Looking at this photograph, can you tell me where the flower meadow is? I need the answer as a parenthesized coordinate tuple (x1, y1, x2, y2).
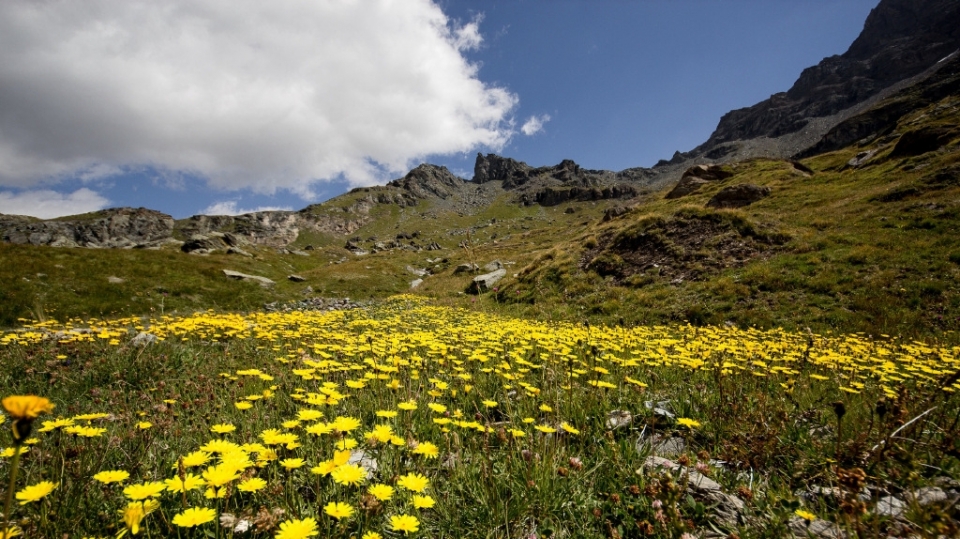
(1, 296, 959, 538)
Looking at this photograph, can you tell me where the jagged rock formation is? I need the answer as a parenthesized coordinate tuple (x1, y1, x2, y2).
(669, 0, 960, 167)
(0, 207, 175, 248)
(472, 153, 645, 206)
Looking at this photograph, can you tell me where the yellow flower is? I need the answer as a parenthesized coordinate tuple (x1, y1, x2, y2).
(234, 401, 253, 410)
(210, 423, 236, 434)
(180, 450, 212, 467)
(123, 481, 166, 501)
(331, 463, 366, 486)
(389, 514, 420, 534)
(323, 501, 354, 520)
(172, 507, 217, 528)
(93, 470, 130, 484)
(311, 460, 337, 476)
(412, 441, 439, 459)
(119, 500, 159, 536)
(280, 458, 305, 470)
(794, 509, 817, 521)
(412, 494, 436, 509)
(16, 481, 56, 504)
(164, 474, 205, 493)
(361, 533, 382, 539)
(397, 400, 418, 411)
(202, 464, 240, 488)
(677, 418, 701, 429)
(534, 425, 556, 434)
(482, 399, 498, 408)
(275, 517, 319, 539)
(560, 422, 580, 435)
(396, 472, 429, 493)
(0, 526, 22, 538)
(2, 395, 55, 420)
(137, 422, 152, 430)
(375, 410, 398, 418)
(237, 477, 267, 492)
(368, 483, 395, 501)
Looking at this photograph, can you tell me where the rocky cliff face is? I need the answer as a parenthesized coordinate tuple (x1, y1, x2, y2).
(0, 207, 175, 248)
(472, 153, 648, 205)
(678, 0, 960, 164)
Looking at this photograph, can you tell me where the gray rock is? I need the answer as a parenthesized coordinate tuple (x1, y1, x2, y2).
(290, 250, 310, 257)
(226, 247, 253, 257)
(349, 449, 378, 474)
(107, 276, 125, 284)
(130, 332, 158, 346)
(222, 269, 275, 287)
(644, 400, 676, 419)
(410, 278, 423, 289)
(406, 265, 428, 277)
(845, 149, 878, 169)
(875, 495, 905, 517)
(483, 260, 503, 272)
(467, 268, 506, 294)
(640, 456, 721, 491)
(605, 410, 632, 430)
(182, 234, 224, 253)
(788, 517, 845, 539)
(703, 490, 745, 526)
(906, 486, 948, 506)
(288, 275, 306, 282)
(706, 184, 771, 209)
(453, 263, 479, 275)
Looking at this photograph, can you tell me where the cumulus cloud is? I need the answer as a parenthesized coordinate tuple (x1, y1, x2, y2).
(0, 188, 109, 219)
(521, 114, 551, 136)
(199, 201, 293, 216)
(0, 1, 517, 196)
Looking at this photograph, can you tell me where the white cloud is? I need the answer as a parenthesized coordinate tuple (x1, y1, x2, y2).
(0, 188, 109, 219)
(521, 114, 551, 136)
(0, 1, 517, 196)
(199, 201, 293, 216)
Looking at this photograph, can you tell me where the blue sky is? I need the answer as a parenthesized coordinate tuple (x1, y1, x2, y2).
(0, 0, 878, 219)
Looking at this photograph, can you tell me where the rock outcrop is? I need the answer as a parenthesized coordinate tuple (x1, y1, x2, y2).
(0, 207, 175, 248)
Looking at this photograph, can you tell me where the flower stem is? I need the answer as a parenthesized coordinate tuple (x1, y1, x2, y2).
(2, 446, 22, 539)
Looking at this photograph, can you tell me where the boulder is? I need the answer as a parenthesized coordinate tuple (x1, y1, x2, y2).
(890, 126, 959, 157)
(665, 176, 713, 199)
(181, 235, 223, 253)
(453, 263, 479, 275)
(467, 268, 506, 294)
(483, 260, 503, 272)
(706, 184, 771, 208)
(410, 278, 423, 289)
(288, 275, 306, 282)
(682, 164, 734, 182)
(226, 247, 253, 257)
(223, 269, 275, 287)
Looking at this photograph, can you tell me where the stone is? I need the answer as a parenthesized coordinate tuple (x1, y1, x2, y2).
(605, 410, 632, 430)
(665, 176, 713, 199)
(453, 263, 479, 275)
(348, 449, 378, 474)
(226, 247, 253, 257)
(107, 276, 125, 284)
(706, 184, 771, 208)
(290, 250, 310, 257)
(130, 332, 158, 346)
(467, 268, 506, 294)
(223, 269, 275, 287)
(410, 279, 423, 289)
(406, 265, 428, 277)
(875, 495, 906, 517)
(788, 517, 846, 539)
(890, 126, 959, 157)
(845, 149, 878, 169)
(483, 260, 503, 272)
(181, 235, 223, 253)
(906, 486, 948, 506)
(288, 275, 306, 282)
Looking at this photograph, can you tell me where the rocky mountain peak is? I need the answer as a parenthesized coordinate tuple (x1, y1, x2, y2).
(687, 0, 960, 160)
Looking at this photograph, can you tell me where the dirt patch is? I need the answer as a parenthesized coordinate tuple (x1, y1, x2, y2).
(581, 209, 789, 285)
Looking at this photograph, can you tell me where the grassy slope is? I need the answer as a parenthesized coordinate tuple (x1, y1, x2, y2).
(496, 96, 960, 338)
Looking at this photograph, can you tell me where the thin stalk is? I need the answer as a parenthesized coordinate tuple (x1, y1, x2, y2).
(2, 447, 22, 539)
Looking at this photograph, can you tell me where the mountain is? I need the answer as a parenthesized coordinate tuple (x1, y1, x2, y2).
(662, 0, 960, 167)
